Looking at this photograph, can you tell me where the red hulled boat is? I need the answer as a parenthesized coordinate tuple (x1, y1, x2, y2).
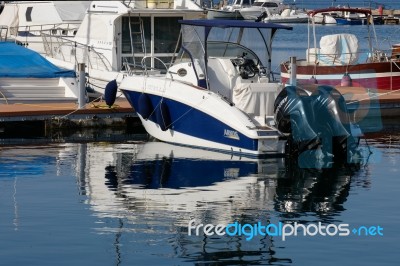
(280, 7, 400, 91)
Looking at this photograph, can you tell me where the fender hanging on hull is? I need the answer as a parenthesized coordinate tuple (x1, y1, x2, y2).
(137, 93, 154, 120)
(104, 79, 118, 107)
(156, 100, 172, 131)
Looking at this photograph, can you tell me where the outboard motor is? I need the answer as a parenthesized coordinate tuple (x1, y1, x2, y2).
(310, 85, 356, 159)
(274, 85, 358, 161)
(274, 86, 320, 155)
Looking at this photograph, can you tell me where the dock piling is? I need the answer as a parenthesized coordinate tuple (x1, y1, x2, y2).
(78, 63, 86, 109)
(289, 57, 297, 86)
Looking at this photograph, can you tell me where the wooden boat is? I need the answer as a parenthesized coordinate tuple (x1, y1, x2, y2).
(280, 7, 400, 91)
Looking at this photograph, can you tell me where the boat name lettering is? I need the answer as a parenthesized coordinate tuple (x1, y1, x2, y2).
(97, 40, 112, 46)
(147, 85, 165, 93)
(224, 129, 240, 140)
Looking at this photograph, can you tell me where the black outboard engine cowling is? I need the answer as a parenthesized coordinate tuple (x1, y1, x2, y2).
(310, 86, 356, 159)
(274, 85, 358, 160)
(274, 86, 320, 155)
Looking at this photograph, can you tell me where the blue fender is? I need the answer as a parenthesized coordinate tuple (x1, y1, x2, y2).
(156, 101, 172, 131)
(104, 79, 118, 107)
(137, 93, 153, 120)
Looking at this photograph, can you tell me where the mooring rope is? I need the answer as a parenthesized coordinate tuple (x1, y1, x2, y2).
(346, 88, 400, 105)
(0, 89, 9, 104)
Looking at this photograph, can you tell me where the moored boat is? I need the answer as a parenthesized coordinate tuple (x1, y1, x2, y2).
(280, 7, 400, 91)
(0, 1, 205, 96)
(0, 42, 78, 104)
(239, 0, 284, 20)
(117, 19, 361, 159)
(206, 0, 254, 20)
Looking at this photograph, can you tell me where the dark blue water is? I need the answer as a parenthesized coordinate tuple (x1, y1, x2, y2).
(1, 24, 400, 265)
(0, 119, 399, 265)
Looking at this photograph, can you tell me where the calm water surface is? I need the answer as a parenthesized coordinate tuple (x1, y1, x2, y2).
(0, 120, 399, 265)
(1, 25, 400, 265)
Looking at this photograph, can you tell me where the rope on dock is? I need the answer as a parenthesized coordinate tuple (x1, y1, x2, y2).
(346, 88, 400, 105)
(55, 92, 123, 120)
(0, 89, 9, 104)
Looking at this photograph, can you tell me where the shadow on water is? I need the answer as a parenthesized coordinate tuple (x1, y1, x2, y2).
(80, 141, 368, 265)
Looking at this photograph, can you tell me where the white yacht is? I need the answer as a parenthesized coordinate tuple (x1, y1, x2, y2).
(0, 1, 89, 54)
(1, 1, 205, 94)
(206, 0, 254, 20)
(239, 0, 284, 20)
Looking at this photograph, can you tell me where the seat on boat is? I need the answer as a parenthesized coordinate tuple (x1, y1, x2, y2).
(233, 82, 281, 117)
(307, 34, 359, 66)
(207, 57, 238, 99)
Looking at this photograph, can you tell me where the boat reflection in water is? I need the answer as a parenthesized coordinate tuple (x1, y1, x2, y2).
(79, 141, 365, 264)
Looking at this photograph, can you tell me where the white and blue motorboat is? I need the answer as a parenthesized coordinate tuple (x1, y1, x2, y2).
(117, 19, 291, 157)
(116, 19, 361, 159)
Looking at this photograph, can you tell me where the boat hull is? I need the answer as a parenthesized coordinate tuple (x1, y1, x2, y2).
(335, 18, 366, 25)
(120, 77, 285, 157)
(206, 9, 243, 20)
(280, 61, 400, 91)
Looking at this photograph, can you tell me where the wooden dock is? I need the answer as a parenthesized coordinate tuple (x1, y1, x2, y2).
(0, 99, 138, 138)
(338, 86, 400, 120)
(1, 88, 400, 140)
(0, 98, 134, 122)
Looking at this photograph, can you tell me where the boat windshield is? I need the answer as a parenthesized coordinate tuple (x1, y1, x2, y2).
(179, 24, 272, 82)
(207, 41, 259, 64)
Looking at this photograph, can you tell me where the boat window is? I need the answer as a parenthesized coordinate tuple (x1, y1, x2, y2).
(264, 3, 278, 8)
(121, 17, 150, 54)
(154, 17, 182, 54)
(26, 7, 33, 22)
(175, 49, 192, 64)
(241, 0, 254, 5)
(121, 16, 182, 55)
(121, 16, 182, 71)
(207, 27, 270, 68)
(207, 42, 259, 65)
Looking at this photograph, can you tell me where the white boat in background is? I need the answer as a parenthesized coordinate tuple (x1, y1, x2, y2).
(255, 6, 309, 23)
(239, 0, 284, 20)
(280, 7, 400, 91)
(0, 1, 205, 95)
(0, 42, 78, 104)
(313, 11, 338, 24)
(206, 0, 254, 19)
(0, 1, 89, 54)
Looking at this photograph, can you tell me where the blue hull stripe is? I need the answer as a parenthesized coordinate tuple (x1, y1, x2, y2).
(122, 90, 258, 151)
